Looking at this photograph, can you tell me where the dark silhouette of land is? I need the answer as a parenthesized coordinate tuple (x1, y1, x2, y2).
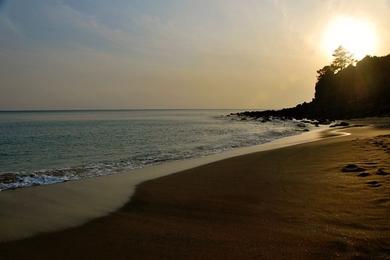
(237, 47, 390, 121)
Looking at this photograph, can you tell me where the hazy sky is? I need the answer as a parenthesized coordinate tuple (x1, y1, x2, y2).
(1, 0, 389, 110)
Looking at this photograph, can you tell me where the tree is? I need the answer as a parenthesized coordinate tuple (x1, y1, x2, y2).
(331, 45, 355, 73)
(317, 46, 356, 81)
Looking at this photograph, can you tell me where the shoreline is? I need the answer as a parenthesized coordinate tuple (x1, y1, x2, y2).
(0, 124, 388, 258)
(0, 126, 341, 242)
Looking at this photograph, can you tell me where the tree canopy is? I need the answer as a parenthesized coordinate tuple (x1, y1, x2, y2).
(331, 46, 356, 72)
(317, 46, 356, 81)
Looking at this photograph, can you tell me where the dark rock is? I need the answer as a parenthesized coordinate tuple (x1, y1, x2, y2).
(341, 164, 365, 173)
(0, 173, 17, 184)
(318, 119, 332, 125)
(330, 122, 350, 128)
(262, 117, 270, 122)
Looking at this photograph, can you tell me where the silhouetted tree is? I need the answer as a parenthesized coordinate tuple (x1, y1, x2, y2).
(316, 46, 355, 81)
(331, 46, 355, 72)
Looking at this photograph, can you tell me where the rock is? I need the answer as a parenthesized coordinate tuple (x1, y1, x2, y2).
(318, 119, 331, 125)
(261, 117, 270, 122)
(0, 173, 17, 184)
(296, 123, 306, 128)
(341, 164, 365, 173)
(376, 168, 389, 176)
(330, 121, 350, 128)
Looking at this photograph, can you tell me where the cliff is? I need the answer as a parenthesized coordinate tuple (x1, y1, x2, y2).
(237, 54, 390, 121)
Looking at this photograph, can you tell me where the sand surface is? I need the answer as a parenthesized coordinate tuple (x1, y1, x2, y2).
(0, 126, 389, 259)
(0, 128, 329, 242)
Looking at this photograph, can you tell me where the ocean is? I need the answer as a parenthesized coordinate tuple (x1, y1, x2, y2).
(0, 110, 313, 191)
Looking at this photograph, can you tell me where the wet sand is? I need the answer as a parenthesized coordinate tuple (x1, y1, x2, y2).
(0, 128, 329, 242)
(0, 126, 389, 259)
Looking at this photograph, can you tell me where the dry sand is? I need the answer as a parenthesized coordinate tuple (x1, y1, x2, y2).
(0, 126, 389, 259)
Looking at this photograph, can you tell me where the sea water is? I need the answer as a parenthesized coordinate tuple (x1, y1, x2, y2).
(0, 110, 313, 190)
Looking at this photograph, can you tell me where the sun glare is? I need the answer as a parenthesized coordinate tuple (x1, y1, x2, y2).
(323, 16, 377, 60)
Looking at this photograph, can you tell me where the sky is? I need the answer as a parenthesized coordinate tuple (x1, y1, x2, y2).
(1, 0, 389, 110)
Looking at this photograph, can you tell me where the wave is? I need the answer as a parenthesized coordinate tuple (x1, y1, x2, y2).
(0, 118, 315, 191)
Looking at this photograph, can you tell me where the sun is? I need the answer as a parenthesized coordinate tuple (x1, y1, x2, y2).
(322, 16, 377, 60)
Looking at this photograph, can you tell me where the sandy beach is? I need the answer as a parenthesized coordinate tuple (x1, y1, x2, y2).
(0, 125, 389, 259)
(3, 1, 389, 258)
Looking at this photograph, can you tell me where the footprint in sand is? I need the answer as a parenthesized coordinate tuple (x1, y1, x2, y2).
(341, 164, 365, 173)
(362, 162, 378, 165)
(376, 168, 389, 176)
(367, 181, 381, 188)
(357, 172, 370, 177)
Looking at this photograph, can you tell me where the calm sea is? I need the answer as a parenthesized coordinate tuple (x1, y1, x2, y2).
(0, 110, 312, 190)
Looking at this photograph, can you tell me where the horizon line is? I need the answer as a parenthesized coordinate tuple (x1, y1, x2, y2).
(0, 108, 271, 113)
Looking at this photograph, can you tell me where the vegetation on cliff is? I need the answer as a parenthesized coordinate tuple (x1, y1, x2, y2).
(238, 47, 390, 121)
